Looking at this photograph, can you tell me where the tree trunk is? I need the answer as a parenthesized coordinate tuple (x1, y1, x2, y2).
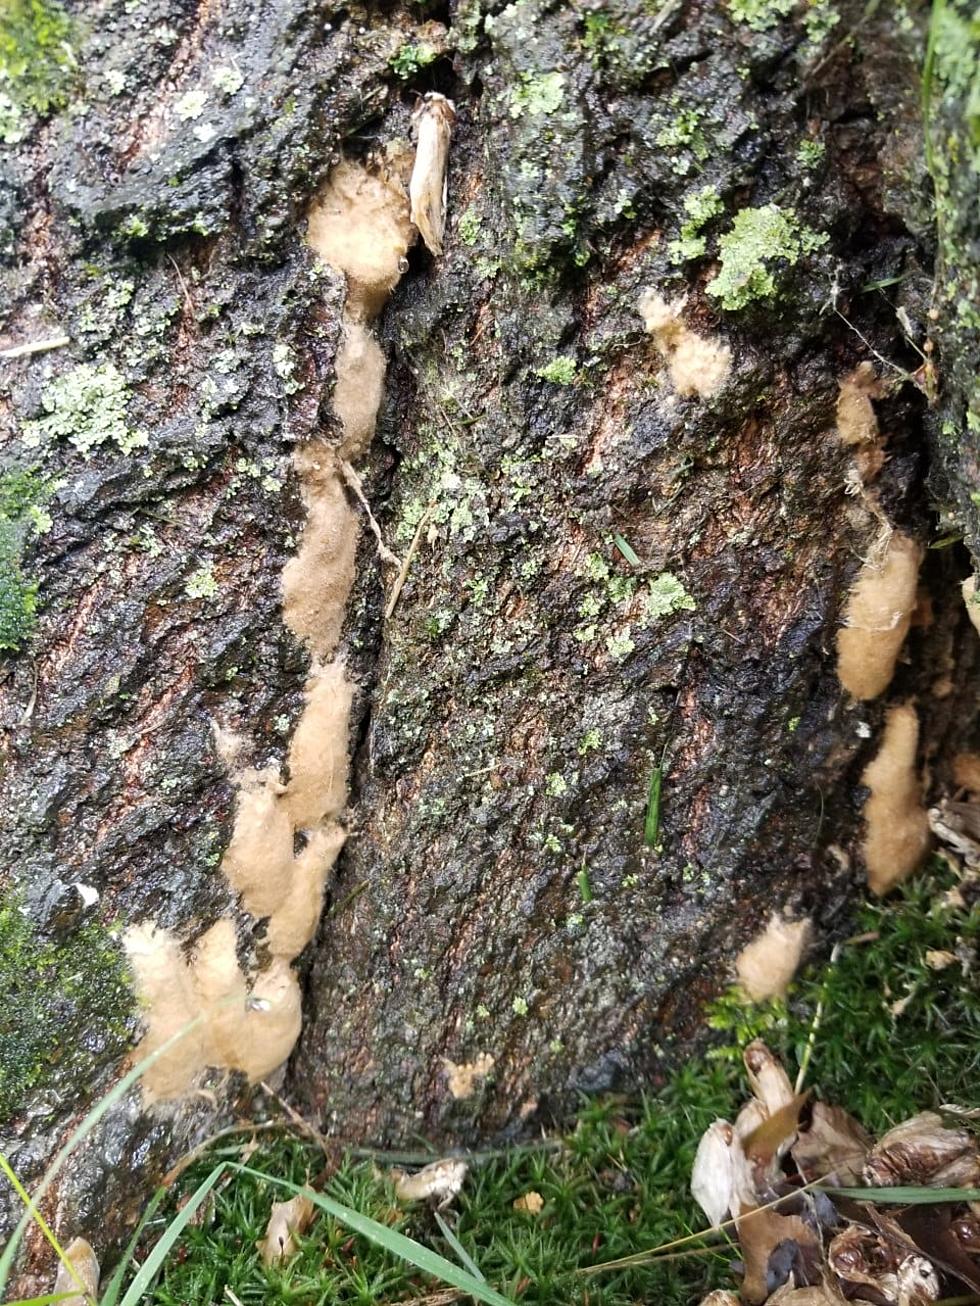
(0, 0, 976, 1287)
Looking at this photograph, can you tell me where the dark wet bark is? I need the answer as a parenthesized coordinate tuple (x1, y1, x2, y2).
(0, 0, 976, 1288)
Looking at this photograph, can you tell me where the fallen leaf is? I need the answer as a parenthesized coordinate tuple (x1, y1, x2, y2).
(865, 1112, 979, 1187)
(53, 1236, 100, 1306)
(392, 1158, 468, 1208)
(738, 1201, 820, 1305)
(924, 949, 957, 970)
(744, 1041, 796, 1114)
(742, 1093, 810, 1171)
(513, 1191, 544, 1214)
(691, 1119, 735, 1226)
(697, 1293, 742, 1306)
(257, 1194, 315, 1265)
(828, 1223, 903, 1302)
(896, 1205, 980, 1293)
(792, 1102, 872, 1185)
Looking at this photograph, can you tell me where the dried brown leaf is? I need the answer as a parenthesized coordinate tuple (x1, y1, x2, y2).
(744, 1041, 795, 1114)
(392, 1158, 467, 1208)
(257, 1194, 315, 1265)
(691, 1119, 735, 1227)
(864, 1112, 978, 1187)
(738, 1202, 820, 1305)
(791, 1102, 872, 1185)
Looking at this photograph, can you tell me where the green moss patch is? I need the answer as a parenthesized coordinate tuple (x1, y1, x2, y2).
(0, 467, 51, 653)
(0, 899, 134, 1125)
(0, 0, 75, 142)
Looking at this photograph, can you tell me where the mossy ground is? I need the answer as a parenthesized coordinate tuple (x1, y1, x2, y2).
(129, 861, 980, 1306)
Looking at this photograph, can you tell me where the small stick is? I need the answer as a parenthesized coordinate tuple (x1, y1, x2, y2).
(259, 1080, 334, 1161)
(0, 334, 70, 360)
(168, 254, 194, 316)
(339, 459, 401, 569)
(385, 503, 433, 621)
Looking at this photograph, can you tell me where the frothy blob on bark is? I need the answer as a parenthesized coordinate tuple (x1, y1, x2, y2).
(836, 531, 922, 700)
(953, 752, 980, 794)
(284, 660, 353, 831)
(281, 444, 358, 659)
(637, 290, 731, 398)
(443, 1051, 495, 1099)
(861, 703, 931, 896)
(265, 821, 347, 959)
(307, 160, 414, 321)
(221, 765, 293, 921)
(836, 363, 882, 446)
(735, 914, 811, 1000)
(334, 322, 386, 460)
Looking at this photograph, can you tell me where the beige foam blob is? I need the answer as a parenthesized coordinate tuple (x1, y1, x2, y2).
(637, 290, 731, 398)
(963, 575, 980, 637)
(836, 362, 882, 446)
(221, 766, 293, 921)
(125, 922, 205, 1100)
(735, 915, 811, 1000)
(281, 443, 358, 658)
(444, 1052, 495, 1099)
(307, 160, 414, 321)
(862, 702, 931, 896)
(284, 660, 353, 830)
(238, 957, 303, 1081)
(836, 531, 922, 700)
(333, 322, 386, 460)
(190, 918, 249, 1067)
(265, 821, 347, 958)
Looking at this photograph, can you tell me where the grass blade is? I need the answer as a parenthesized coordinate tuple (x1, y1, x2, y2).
(613, 533, 641, 567)
(434, 1210, 486, 1282)
(0, 1016, 204, 1299)
(229, 1164, 518, 1306)
(100, 1185, 168, 1306)
(643, 766, 663, 847)
(3, 1294, 77, 1305)
(117, 1165, 225, 1306)
(0, 1155, 89, 1299)
(823, 1185, 980, 1204)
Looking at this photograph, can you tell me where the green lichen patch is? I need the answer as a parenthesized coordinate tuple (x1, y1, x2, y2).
(389, 41, 439, 79)
(0, 467, 52, 653)
(706, 204, 828, 311)
(507, 70, 565, 118)
(646, 572, 696, 619)
(23, 362, 147, 457)
(0, 0, 74, 133)
(668, 185, 725, 262)
(726, 0, 795, 31)
(0, 900, 134, 1125)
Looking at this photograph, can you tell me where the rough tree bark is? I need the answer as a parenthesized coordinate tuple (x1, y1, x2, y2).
(0, 0, 976, 1288)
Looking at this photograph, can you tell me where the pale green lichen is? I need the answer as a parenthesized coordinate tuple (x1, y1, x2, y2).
(458, 207, 480, 246)
(796, 139, 826, 168)
(185, 564, 218, 600)
(706, 205, 828, 311)
(655, 105, 709, 175)
(535, 356, 578, 385)
(508, 71, 564, 118)
(211, 65, 244, 95)
(512, 996, 529, 1015)
(545, 772, 569, 797)
(389, 41, 438, 79)
(174, 89, 207, 120)
(23, 363, 147, 456)
(727, 0, 795, 31)
(646, 573, 696, 620)
(668, 185, 725, 262)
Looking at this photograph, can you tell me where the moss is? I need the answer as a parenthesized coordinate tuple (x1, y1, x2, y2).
(726, 0, 795, 31)
(0, 899, 134, 1125)
(0, 0, 74, 141)
(535, 356, 578, 385)
(0, 467, 52, 653)
(706, 204, 828, 311)
(389, 41, 438, 79)
(23, 362, 147, 457)
(654, 104, 709, 175)
(668, 185, 725, 262)
(796, 138, 826, 168)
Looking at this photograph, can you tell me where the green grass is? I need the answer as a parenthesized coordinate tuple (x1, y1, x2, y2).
(14, 861, 980, 1305)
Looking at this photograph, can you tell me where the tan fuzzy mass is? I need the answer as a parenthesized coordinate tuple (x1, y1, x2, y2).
(836, 362, 882, 445)
(964, 575, 980, 637)
(221, 767, 293, 921)
(736, 915, 811, 1000)
(444, 1051, 495, 1099)
(264, 821, 347, 960)
(836, 531, 922, 700)
(862, 703, 931, 896)
(281, 444, 358, 660)
(307, 160, 414, 321)
(283, 659, 353, 831)
(953, 751, 980, 794)
(124, 922, 205, 1101)
(333, 322, 386, 461)
(637, 290, 731, 398)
